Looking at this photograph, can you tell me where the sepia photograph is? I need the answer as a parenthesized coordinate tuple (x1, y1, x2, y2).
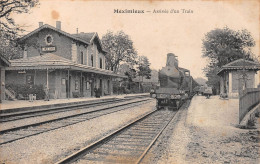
(0, 0, 259, 163)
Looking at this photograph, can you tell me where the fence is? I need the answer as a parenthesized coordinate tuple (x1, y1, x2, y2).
(239, 88, 260, 123)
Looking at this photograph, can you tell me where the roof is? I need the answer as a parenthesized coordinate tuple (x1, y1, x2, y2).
(72, 32, 108, 53)
(19, 24, 107, 53)
(72, 32, 95, 43)
(6, 54, 126, 78)
(0, 54, 10, 66)
(19, 24, 90, 45)
(217, 59, 260, 75)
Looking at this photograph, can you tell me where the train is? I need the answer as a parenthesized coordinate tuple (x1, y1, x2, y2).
(152, 53, 199, 110)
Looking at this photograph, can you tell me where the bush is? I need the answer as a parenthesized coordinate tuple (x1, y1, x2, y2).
(6, 84, 45, 100)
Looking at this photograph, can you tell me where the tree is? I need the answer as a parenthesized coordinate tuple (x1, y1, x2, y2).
(0, 0, 39, 38)
(137, 56, 152, 80)
(202, 27, 255, 68)
(101, 31, 137, 73)
(202, 27, 256, 91)
(137, 56, 152, 92)
(0, 0, 39, 59)
(118, 63, 137, 82)
(0, 32, 22, 59)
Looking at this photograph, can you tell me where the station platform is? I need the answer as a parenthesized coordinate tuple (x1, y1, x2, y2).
(0, 93, 149, 114)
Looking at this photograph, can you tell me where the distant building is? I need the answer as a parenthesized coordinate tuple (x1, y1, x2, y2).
(217, 59, 260, 98)
(5, 21, 125, 99)
(0, 55, 10, 103)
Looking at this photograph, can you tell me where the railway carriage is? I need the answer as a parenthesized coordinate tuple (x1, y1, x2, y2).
(154, 53, 198, 110)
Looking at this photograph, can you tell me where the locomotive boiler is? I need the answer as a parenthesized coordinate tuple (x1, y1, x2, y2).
(154, 53, 198, 109)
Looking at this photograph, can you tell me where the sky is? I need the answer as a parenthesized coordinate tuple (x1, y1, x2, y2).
(14, 0, 259, 79)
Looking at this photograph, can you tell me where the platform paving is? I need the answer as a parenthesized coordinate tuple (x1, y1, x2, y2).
(0, 93, 149, 113)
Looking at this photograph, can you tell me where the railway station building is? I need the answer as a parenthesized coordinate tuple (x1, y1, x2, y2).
(217, 59, 260, 98)
(5, 21, 126, 99)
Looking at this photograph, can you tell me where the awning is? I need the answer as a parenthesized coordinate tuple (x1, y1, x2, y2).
(6, 53, 127, 78)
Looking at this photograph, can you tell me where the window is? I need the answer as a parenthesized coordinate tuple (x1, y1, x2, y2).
(75, 80, 79, 90)
(26, 75, 34, 85)
(44, 34, 54, 45)
(91, 55, 94, 67)
(100, 58, 102, 69)
(46, 36, 52, 43)
(80, 51, 84, 64)
(61, 78, 66, 85)
(86, 81, 90, 90)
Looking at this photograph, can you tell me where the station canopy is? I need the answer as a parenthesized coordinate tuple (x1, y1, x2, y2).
(6, 53, 126, 78)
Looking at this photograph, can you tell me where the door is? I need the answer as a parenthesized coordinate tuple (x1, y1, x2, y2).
(100, 79, 103, 96)
(80, 77, 84, 97)
(66, 76, 71, 98)
(91, 81, 94, 97)
(107, 80, 110, 94)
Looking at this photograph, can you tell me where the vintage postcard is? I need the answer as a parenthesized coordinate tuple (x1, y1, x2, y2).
(0, 0, 259, 163)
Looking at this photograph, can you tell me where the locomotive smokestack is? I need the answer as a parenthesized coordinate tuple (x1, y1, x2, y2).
(166, 53, 178, 68)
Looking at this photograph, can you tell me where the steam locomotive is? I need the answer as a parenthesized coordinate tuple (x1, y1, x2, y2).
(153, 53, 198, 109)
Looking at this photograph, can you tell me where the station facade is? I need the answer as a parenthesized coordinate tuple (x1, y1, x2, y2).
(217, 59, 260, 98)
(5, 21, 125, 99)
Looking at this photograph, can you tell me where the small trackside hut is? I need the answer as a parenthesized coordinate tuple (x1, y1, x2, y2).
(5, 21, 126, 100)
(217, 59, 260, 98)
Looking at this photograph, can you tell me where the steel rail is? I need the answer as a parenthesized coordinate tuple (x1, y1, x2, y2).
(55, 100, 189, 164)
(0, 99, 123, 122)
(0, 95, 148, 122)
(54, 109, 157, 164)
(0, 98, 152, 145)
(0, 98, 151, 134)
(135, 105, 183, 164)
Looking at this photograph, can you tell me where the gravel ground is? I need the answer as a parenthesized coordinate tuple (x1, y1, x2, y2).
(142, 96, 259, 164)
(0, 100, 155, 164)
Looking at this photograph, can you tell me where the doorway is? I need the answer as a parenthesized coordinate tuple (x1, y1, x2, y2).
(91, 80, 94, 97)
(80, 76, 84, 97)
(100, 79, 103, 96)
(107, 80, 110, 94)
(66, 76, 71, 98)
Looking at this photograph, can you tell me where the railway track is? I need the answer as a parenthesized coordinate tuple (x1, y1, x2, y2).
(0, 95, 149, 123)
(55, 104, 184, 164)
(0, 97, 152, 145)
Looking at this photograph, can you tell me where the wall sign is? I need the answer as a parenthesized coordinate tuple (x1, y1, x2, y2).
(41, 46, 56, 52)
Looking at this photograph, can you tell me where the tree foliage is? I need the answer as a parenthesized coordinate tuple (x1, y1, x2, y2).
(0, 32, 22, 59)
(118, 63, 137, 82)
(202, 27, 256, 91)
(101, 31, 137, 73)
(137, 56, 152, 80)
(202, 27, 255, 67)
(0, 0, 39, 59)
(0, 0, 39, 38)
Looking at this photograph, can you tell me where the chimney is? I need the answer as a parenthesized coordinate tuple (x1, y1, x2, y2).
(39, 22, 43, 27)
(56, 21, 61, 30)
